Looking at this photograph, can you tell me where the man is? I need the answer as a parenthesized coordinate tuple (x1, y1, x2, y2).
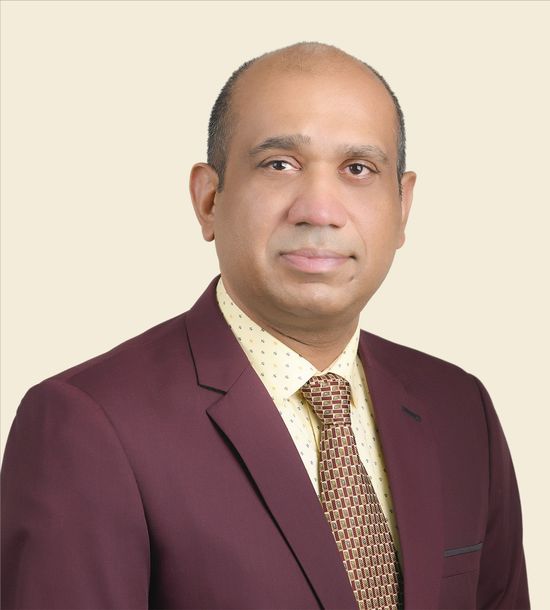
(1, 42, 529, 609)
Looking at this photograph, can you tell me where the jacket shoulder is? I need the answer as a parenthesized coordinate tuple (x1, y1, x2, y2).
(361, 330, 470, 373)
(43, 311, 192, 394)
(360, 329, 479, 395)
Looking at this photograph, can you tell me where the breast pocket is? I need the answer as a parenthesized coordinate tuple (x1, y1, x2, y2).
(439, 542, 482, 610)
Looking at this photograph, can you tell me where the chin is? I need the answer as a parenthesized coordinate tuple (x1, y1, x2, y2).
(276, 283, 362, 319)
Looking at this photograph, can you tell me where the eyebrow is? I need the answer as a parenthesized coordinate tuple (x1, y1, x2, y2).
(248, 134, 311, 157)
(339, 144, 389, 164)
(248, 134, 389, 164)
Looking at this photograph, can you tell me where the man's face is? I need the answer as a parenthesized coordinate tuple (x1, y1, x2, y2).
(192, 61, 415, 329)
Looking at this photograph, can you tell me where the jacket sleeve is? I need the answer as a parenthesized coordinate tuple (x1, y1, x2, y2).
(1, 378, 150, 609)
(472, 376, 530, 609)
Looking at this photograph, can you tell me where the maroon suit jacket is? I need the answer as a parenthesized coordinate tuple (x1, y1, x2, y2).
(1, 277, 529, 609)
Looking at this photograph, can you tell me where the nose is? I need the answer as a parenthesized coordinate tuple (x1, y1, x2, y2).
(286, 169, 347, 228)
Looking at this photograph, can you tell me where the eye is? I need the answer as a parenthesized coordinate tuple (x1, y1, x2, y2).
(261, 159, 296, 171)
(345, 163, 373, 176)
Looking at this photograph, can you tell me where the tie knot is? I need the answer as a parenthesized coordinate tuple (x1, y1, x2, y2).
(301, 373, 352, 426)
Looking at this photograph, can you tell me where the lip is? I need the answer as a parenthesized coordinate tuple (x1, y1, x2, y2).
(280, 248, 352, 273)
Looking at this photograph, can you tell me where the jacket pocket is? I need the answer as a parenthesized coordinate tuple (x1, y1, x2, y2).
(439, 542, 482, 608)
(444, 542, 483, 557)
(442, 542, 483, 577)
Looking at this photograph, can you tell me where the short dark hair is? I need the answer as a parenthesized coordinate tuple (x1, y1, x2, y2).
(207, 44, 406, 192)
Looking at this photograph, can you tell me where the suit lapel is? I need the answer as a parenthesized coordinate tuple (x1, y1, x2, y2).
(207, 369, 358, 609)
(359, 334, 443, 609)
(186, 278, 358, 609)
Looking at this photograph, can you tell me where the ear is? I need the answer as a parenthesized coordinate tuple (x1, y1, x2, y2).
(189, 163, 219, 242)
(396, 171, 416, 249)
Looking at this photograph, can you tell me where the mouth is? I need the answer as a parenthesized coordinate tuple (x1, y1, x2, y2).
(279, 248, 353, 274)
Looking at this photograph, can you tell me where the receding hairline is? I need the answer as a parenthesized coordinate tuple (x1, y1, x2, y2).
(207, 42, 407, 191)
(226, 43, 400, 158)
(232, 42, 385, 96)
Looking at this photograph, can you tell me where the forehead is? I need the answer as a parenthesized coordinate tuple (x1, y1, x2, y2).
(229, 60, 398, 156)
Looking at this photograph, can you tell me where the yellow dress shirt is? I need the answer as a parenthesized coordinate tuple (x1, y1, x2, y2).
(216, 277, 400, 557)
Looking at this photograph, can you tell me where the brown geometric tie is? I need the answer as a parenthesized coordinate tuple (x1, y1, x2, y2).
(301, 373, 402, 610)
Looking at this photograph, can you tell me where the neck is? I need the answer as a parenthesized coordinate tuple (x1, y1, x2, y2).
(258, 320, 358, 371)
(222, 282, 359, 371)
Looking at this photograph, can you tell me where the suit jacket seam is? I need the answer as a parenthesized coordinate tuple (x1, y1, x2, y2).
(468, 373, 492, 528)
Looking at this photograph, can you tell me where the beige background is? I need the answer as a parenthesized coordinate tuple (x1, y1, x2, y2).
(2, 0, 548, 605)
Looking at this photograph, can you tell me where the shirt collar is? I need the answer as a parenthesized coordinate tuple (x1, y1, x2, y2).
(216, 277, 360, 402)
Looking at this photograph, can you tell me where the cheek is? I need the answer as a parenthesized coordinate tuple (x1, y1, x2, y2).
(353, 203, 403, 256)
(220, 185, 285, 238)
(215, 197, 276, 264)
(356, 204, 400, 242)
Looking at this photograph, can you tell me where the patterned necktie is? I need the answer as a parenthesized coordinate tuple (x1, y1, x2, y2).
(301, 373, 402, 610)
